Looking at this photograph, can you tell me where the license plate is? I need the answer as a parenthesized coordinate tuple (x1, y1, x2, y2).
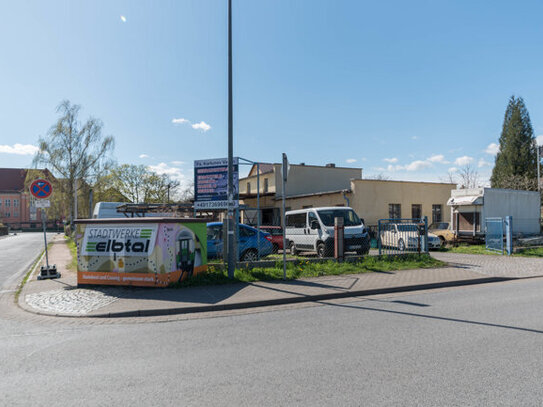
(349, 245, 361, 249)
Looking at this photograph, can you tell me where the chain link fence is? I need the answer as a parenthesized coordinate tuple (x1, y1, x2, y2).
(377, 218, 432, 256)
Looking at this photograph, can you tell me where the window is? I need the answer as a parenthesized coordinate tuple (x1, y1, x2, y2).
(0, 199, 2, 207)
(308, 212, 318, 227)
(246, 182, 251, 195)
(263, 178, 269, 193)
(207, 225, 223, 241)
(286, 213, 306, 228)
(14, 212, 19, 217)
(5, 199, 10, 207)
(389, 204, 401, 219)
(432, 204, 442, 223)
(5, 212, 10, 218)
(316, 209, 362, 226)
(13, 199, 19, 208)
(411, 204, 422, 219)
(239, 226, 256, 237)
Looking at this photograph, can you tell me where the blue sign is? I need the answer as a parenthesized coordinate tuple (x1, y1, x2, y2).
(194, 158, 239, 210)
(30, 179, 53, 199)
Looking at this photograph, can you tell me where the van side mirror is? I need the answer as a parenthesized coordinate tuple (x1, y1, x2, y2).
(310, 220, 320, 230)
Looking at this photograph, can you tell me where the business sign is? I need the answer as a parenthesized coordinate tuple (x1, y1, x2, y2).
(194, 157, 239, 210)
(30, 179, 53, 199)
(81, 225, 158, 257)
(75, 221, 208, 287)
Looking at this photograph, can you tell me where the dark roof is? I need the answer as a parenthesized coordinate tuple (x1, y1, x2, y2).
(0, 168, 27, 192)
(0, 168, 53, 192)
(248, 163, 275, 177)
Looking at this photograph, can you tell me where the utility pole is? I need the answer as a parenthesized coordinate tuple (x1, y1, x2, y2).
(226, 0, 235, 279)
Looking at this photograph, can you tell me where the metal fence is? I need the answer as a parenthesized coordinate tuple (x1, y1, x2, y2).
(377, 218, 432, 256)
(485, 217, 504, 253)
(207, 215, 437, 268)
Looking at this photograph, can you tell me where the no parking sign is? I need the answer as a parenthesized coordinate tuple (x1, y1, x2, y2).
(30, 179, 53, 199)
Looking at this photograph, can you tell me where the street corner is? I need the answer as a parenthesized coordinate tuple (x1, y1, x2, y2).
(23, 287, 119, 316)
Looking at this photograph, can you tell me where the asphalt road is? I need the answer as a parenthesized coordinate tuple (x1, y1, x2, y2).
(2, 276, 543, 406)
(0, 232, 54, 292)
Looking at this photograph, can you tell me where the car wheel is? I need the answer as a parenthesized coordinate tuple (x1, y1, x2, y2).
(317, 243, 326, 258)
(290, 242, 298, 256)
(398, 239, 405, 252)
(272, 243, 279, 253)
(241, 249, 258, 262)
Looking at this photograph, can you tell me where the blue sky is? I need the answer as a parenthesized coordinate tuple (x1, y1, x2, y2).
(1, 0, 543, 189)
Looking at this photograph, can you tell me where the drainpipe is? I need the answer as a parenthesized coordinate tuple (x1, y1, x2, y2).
(342, 190, 350, 207)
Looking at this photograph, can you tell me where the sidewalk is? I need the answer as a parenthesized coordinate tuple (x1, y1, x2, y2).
(18, 235, 543, 318)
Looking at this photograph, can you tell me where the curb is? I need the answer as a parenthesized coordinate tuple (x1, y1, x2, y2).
(26, 275, 514, 319)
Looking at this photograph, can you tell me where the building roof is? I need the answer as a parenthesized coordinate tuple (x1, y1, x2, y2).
(248, 163, 275, 177)
(0, 168, 52, 193)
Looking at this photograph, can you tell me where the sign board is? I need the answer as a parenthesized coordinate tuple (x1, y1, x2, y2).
(75, 220, 208, 287)
(194, 157, 239, 210)
(81, 224, 158, 257)
(30, 179, 53, 199)
(35, 199, 50, 208)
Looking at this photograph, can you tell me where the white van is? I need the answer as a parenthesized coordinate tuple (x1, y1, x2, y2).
(92, 202, 129, 219)
(285, 207, 370, 257)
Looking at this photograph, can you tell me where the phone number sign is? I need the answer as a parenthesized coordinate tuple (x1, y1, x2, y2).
(194, 158, 239, 210)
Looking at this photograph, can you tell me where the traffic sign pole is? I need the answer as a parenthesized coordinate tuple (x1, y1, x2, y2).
(30, 179, 60, 280)
(42, 209, 50, 269)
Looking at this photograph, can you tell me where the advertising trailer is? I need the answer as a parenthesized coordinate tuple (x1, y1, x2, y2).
(74, 218, 208, 287)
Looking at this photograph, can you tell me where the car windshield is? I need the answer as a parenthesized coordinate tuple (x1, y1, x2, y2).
(397, 224, 418, 232)
(430, 222, 449, 230)
(316, 209, 362, 227)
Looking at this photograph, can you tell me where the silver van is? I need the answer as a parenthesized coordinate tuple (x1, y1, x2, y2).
(285, 207, 370, 257)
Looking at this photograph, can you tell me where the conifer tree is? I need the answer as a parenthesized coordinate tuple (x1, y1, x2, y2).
(490, 96, 538, 189)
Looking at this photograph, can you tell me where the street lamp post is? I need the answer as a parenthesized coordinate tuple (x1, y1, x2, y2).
(226, 0, 235, 278)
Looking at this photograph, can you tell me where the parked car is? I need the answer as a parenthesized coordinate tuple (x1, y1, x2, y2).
(380, 223, 442, 250)
(429, 222, 456, 245)
(285, 207, 370, 257)
(258, 225, 284, 252)
(206, 222, 273, 262)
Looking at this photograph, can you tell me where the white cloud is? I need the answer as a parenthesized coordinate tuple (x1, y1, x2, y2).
(172, 118, 189, 125)
(405, 160, 432, 171)
(346, 158, 357, 163)
(411, 136, 419, 140)
(120, 15, 126, 22)
(383, 157, 398, 163)
(484, 143, 499, 155)
(148, 163, 185, 183)
(171, 160, 185, 166)
(0, 143, 39, 155)
(139, 154, 149, 159)
(478, 158, 492, 168)
(448, 167, 458, 173)
(537, 135, 543, 146)
(427, 154, 449, 164)
(191, 121, 211, 132)
(454, 156, 474, 166)
(386, 159, 432, 172)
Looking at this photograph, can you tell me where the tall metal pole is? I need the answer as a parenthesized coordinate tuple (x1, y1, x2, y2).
(226, 0, 235, 278)
(41, 208, 49, 269)
(282, 153, 288, 280)
(257, 162, 260, 259)
(537, 141, 541, 194)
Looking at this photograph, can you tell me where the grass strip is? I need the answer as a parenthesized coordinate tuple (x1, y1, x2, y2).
(443, 244, 543, 257)
(64, 235, 78, 270)
(173, 254, 444, 288)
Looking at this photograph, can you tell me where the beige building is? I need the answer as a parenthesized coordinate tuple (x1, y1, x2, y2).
(239, 163, 454, 227)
